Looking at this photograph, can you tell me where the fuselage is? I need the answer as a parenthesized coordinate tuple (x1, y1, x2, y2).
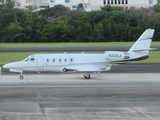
(3, 54, 110, 72)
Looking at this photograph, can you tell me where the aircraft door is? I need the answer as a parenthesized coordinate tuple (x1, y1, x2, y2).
(36, 56, 44, 70)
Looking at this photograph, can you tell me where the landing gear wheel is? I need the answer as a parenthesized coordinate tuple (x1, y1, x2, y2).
(62, 68, 67, 72)
(83, 73, 91, 79)
(19, 75, 24, 80)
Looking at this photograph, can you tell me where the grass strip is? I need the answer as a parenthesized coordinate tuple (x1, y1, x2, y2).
(0, 42, 160, 47)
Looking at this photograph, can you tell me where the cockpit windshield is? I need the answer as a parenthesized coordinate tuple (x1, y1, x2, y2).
(24, 58, 29, 62)
(23, 57, 35, 62)
(30, 58, 35, 61)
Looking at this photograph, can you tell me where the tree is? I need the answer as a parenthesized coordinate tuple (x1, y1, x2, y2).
(153, 0, 160, 12)
(76, 3, 85, 12)
(0, 4, 159, 43)
(3, 22, 23, 42)
(100, 5, 123, 12)
(39, 5, 71, 18)
(0, 0, 15, 9)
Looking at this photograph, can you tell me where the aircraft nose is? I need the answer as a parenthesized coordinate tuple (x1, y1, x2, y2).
(3, 62, 21, 69)
(3, 63, 12, 69)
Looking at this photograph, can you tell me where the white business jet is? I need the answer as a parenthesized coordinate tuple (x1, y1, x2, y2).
(3, 29, 156, 80)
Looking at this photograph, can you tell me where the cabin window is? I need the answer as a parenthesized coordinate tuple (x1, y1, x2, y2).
(53, 59, 55, 62)
(59, 59, 61, 62)
(47, 59, 49, 62)
(64, 59, 67, 62)
(70, 58, 73, 62)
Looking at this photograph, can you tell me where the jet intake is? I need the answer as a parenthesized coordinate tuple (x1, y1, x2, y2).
(105, 51, 130, 61)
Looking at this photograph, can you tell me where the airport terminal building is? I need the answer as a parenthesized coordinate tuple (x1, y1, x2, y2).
(17, 0, 157, 11)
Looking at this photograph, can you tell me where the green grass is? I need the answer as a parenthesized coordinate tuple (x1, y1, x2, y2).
(1, 52, 98, 64)
(136, 51, 160, 63)
(0, 42, 159, 64)
(0, 52, 48, 64)
(0, 51, 159, 64)
(0, 42, 160, 47)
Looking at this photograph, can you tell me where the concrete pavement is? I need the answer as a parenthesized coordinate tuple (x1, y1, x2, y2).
(0, 73, 160, 120)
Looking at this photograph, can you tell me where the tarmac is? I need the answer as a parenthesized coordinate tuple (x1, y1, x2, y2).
(0, 46, 160, 52)
(0, 73, 160, 120)
(0, 45, 160, 120)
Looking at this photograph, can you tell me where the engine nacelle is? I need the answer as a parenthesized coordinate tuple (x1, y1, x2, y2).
(105, 51, 130, 61)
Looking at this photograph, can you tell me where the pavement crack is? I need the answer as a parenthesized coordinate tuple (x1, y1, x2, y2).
(25, 76, 48, 120)
(131, 107, 152, 120)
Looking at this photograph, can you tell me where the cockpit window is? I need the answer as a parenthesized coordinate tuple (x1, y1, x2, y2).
(24, 58, 29, 62)
(30, 58, 35, 61)
(23, 57, 35, 62)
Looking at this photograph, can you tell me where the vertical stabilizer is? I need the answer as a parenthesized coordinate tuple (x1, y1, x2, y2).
(128, 29, 155, 53)
(127, 29, 155, 60)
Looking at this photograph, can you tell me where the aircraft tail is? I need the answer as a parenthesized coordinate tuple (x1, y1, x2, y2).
(127, 29, 156, 60)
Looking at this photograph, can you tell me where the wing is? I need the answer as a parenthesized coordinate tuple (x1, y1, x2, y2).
(63, 64, 112, 72)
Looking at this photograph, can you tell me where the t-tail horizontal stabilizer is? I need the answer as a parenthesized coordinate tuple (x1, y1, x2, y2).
(133, 48, 157, 52)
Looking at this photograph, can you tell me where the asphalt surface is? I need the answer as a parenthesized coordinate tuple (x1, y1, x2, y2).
(0, 73, 160, 120)
(1, 63, 160, 75)
(1, 45, 160, 120)
(0, 46, 131, 52)
(0, 46, 160, 52)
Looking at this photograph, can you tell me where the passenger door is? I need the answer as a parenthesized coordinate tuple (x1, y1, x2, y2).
(36, 56, 44, 70)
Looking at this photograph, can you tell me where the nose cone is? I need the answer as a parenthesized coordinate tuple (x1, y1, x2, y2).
(3, 62, 21, 69)
(3, 63, 11, 69)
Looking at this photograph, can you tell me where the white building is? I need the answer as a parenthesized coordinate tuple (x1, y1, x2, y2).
(16, 0, 158, 11)
(90, 0, 158, 10)
(17, 0, 91, 11)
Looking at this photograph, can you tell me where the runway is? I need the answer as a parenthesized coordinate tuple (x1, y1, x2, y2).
(0, 46, 160, 52)
(0, 73, 160, 120)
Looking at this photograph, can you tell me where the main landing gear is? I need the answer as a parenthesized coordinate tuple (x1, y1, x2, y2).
(83, 73, 91, 79)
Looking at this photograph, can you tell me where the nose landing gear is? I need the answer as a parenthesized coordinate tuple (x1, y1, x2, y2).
(19, 71, 24, 80)
(19, 75, 24, 80)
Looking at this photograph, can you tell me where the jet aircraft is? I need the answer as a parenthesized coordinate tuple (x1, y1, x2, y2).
(3, 29, 156, 79)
